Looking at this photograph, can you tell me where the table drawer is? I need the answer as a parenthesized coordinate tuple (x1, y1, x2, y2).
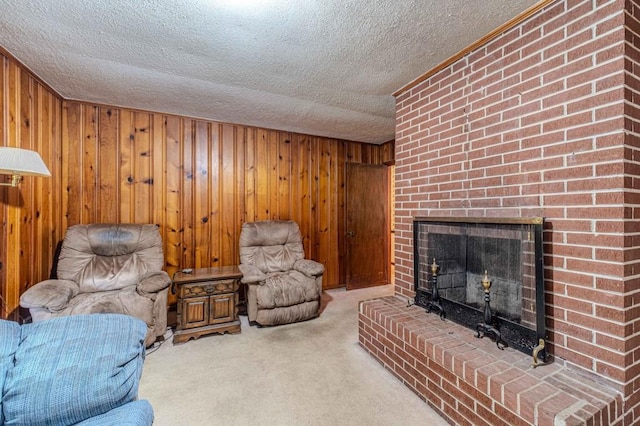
(179, 279, 238, 298)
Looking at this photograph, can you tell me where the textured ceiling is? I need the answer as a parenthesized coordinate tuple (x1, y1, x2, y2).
(0, 0, 539, 144)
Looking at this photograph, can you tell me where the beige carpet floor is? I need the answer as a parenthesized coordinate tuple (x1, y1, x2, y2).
(139, 285, 448, 425)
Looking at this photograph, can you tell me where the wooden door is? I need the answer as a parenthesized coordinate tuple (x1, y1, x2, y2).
(345, 163, 389, 289)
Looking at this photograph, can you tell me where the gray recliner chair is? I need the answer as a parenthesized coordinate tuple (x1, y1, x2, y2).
(20, 224, 171, 347)
(239, 220, 324, 326)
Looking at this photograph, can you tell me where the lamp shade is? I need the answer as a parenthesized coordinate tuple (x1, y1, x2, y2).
(0, 147, 51, 177)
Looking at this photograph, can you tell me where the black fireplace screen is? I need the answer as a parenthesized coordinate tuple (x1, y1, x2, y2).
(413, 217, 546, 361)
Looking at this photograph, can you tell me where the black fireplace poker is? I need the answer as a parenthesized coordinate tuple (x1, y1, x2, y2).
(476, 270, 506, 350)
(426, 258, 445, 320)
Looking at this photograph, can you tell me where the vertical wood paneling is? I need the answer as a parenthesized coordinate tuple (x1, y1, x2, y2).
(62, 102, 80, 228)
(181, 120, 194, 269)
(82, 106, 97, 224)
(245, 128, 256, 222)
(151, 113, 165, 229)
(4, 61, 21, 318)
(98, 108, 119, 223)
(220, 124, 236, 264)
(317, 138, 331, 282)
(133, 113, 152, 224)
(296, 134, 313, 257)
(328, 140, 339, 287)
(289, 133, 300, 221)
(18, 72, 33, 300)
(58, 102, 391, 289)
(0, 57, 7, 317)
(309, 137, 320, 261)
(164, 115, 182, 284)
(209, 123, 221, 266)
(235, 127, 246, 257)
(119, 111, 133, 223)
(0, 53, 62, 320)
(34, 87, 47, 279)
(1, 51, 393, 310)
(193, 120, 209, 268)
(381, 140, 395, 164)
(278, 133, 291, 217)
(337, 141, 347, 285)
(265, 130, 280, 220)
(255, 129, 271, 220)
(38, 84, 62, 288)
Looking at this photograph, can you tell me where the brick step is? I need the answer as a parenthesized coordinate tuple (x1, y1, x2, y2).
(359, 296, 623, 426)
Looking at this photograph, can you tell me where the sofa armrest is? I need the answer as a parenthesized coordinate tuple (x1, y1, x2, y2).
(74, 400, 154, 426)
(137, 271, 171, 296)
(19, 279, 79, 311)
(238, 263, 267, 284)
(2, 314, 148, 426)
(293, 259, 325, 277)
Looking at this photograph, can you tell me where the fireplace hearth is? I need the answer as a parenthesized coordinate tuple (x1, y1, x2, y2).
(413, 217, 546, 362)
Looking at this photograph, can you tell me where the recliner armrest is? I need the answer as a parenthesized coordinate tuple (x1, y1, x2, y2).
(238, 263, 267, 284)
(19, 279, 79, 311)
(293, 259, 325, 277)
(137, 271, 171, 296)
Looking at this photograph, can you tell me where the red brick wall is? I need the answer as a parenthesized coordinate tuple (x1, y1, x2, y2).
(394, 0, 639, 421)
(623, 2, 640, 422)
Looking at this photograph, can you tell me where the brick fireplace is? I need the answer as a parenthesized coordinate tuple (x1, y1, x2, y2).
(412, 217, 546, 359)
(359, 0, 640, 424)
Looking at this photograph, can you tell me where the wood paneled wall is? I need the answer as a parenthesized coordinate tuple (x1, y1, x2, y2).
(61, 102, 393, 298)
(0, 48, 394, 317)
(0, 53, 63, 320)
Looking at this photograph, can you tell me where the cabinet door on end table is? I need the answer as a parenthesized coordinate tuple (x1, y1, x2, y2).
(210, 293, 235, 324)
(181, 296, 210, 329)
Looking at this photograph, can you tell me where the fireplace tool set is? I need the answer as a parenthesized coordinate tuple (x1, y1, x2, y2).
(425, 259, 506, 349)
(413, 217, 547, 366)
(425, 258, 445, 320)
(475, 270, 506, 350)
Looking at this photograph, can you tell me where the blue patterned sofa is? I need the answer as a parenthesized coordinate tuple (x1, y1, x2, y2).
(0, 314, 153, 425)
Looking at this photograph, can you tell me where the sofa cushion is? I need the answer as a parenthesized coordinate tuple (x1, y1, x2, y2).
(0, 320, 21, 425)
(256, 270, 319, 309)
(2, 314, 147, 426)
(255, 301, 320, 325)
(74, 400, 154, 426)
(25, 288, 157, 348)
(64, 287, 155, 324)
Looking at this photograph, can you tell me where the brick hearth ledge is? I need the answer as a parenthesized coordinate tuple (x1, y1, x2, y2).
(359, 296, 622, 425)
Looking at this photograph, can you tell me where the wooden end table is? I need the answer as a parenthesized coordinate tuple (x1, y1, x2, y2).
(172, 266, 242, 344)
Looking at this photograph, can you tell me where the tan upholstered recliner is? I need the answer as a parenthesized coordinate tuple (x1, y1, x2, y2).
(20, 224, 171, 347)
(239, 220, 324, 326)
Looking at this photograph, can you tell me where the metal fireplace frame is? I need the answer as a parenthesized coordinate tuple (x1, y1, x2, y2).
(413, 216, 546, 362)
